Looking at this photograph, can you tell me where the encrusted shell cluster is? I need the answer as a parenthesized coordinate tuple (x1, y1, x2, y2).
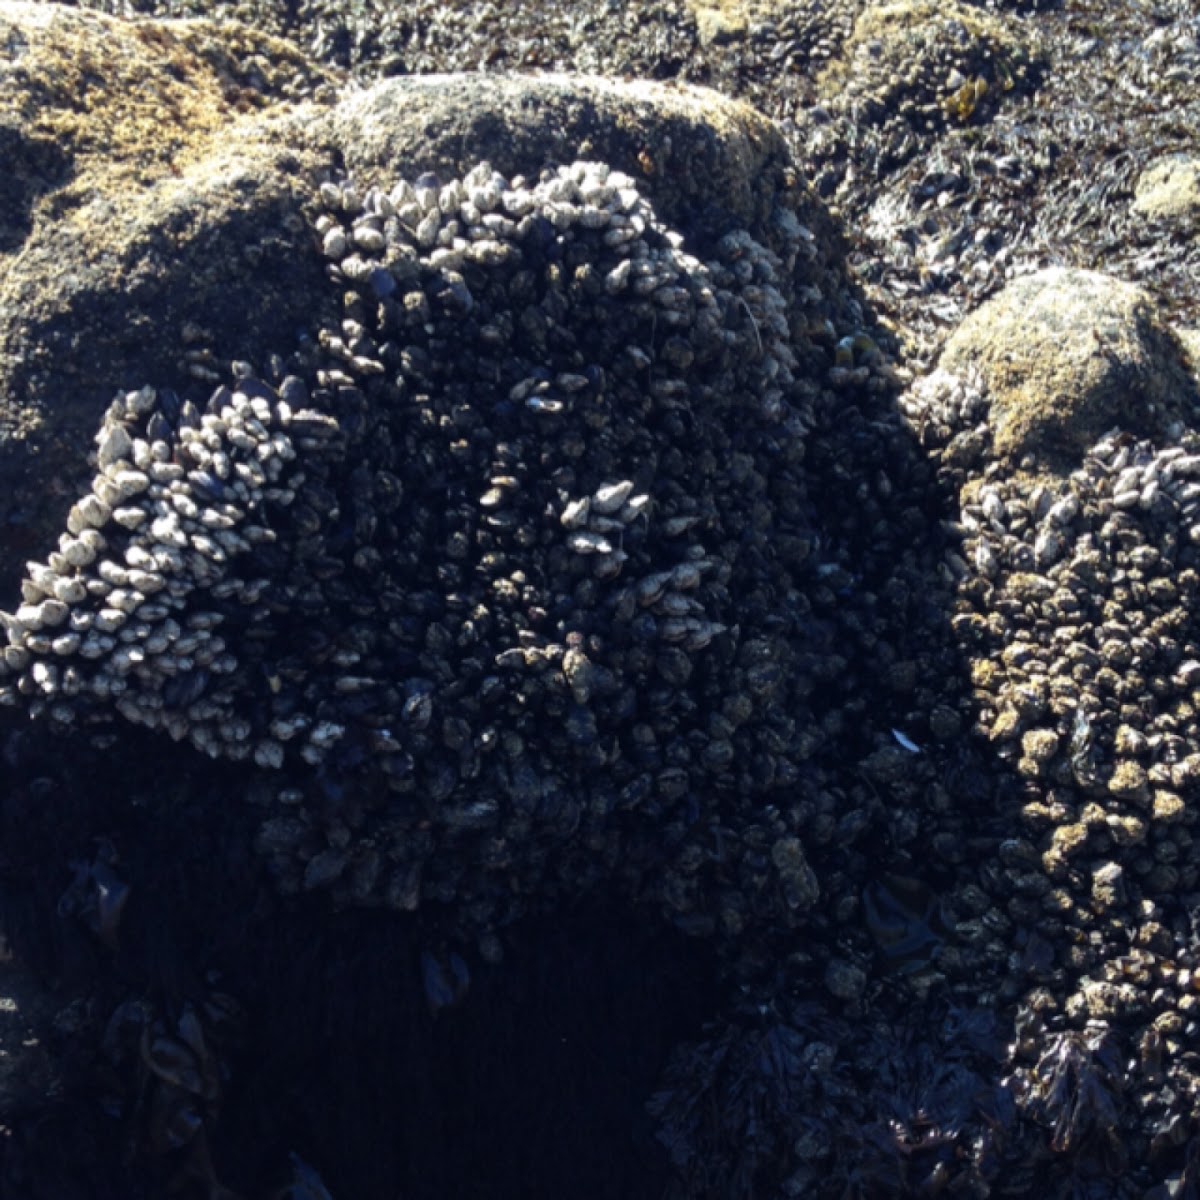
(2, 161, 828, 949)
(903, 356, 1200, 1164)
(0, 378, 337, 765)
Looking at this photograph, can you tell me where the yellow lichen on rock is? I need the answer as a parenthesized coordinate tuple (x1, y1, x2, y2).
(684, 0, 799, 47)
(687, 0, 754, 45)
(0, 1, 332, 230)
(817, 0, 1032, 116)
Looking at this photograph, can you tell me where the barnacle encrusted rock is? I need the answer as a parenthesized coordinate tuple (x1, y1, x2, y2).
(0, 150, 836, 956)
(325, 73, 815, 256)
(818, 0, 1036, 129)
(0, 55, 883, 1192)
(0, 36, 838, 595)
(0, 22, 874, 961)
(902, 308, 1200, 1189)
(938, 267, 1200, 467)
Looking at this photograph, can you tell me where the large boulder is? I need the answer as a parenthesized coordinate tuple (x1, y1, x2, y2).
(0, 8, 900, 1197)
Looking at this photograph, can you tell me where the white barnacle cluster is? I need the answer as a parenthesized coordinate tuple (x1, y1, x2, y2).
(316, 160, 806, 428)
(0, 377, 340, 766)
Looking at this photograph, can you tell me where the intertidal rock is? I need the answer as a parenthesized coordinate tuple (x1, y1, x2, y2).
(936, 267, 1200, 467)
(0, 1, 337, 592)
(325, 72, 831, 264)
(0, 148, 843, 960)
(0, 26, 872, 951)
(818, 0, 1038, 136)
(0, 37, 842, 590)
(1132, 154, 1200, 223)
(0, 28, 909, 1192)
(901, 310, 1200, 1195)
(12, 3, 1200, 1197)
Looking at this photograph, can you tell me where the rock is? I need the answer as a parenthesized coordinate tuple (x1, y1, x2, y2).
(3, 0, 1199, 1195)
(1132, 153, 1200, 221)
(687, 0, 754, 46)
(323, 72, 828, 258)
(939, 267, 1200, 466)
(0, 15, 872, 1185)
(818, 0, 1037, 127)
(0, 1, 337, 594)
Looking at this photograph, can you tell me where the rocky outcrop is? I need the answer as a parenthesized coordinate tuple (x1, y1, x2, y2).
(5, 3, 1200, 1199)
(0, 7, 881, 1197)
(1133, 153, 1200, 222)
(939, 266, 1200, 466)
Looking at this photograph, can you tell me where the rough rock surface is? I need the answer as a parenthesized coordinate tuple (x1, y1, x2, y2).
(817, 0, 1038, 127)
(0, 1, 336, 592)
(326, 72, 806, 244)
(0, 9, 833, 595)
(1133, 154, 1200, 223)
(939, 267, 1200, 466)
(0, 9, 874, 1199)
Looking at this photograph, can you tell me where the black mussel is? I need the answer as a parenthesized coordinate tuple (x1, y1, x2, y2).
(235, 376, 278, 405)
(206, 384, 233, 415)
(162, 669, 210, 710)
(278, 375, 310, 407)
(187, 469, 227, 503)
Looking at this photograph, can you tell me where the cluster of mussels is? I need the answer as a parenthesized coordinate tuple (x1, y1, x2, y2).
(0, 161, 847, 967)
(802, 0, 1041, 189)
(906, 364, 1200, 1182)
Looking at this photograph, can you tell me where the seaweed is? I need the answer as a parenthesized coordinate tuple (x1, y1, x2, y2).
(1019, 1027, 1127, 1173)
(649, 998, 1024, 1199)
(650, 1018, 817, 1198)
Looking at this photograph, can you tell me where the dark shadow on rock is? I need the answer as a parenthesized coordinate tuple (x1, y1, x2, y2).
(0, 718, 719, 1200)
(0, 126, 71, 256)
(213, 906, 718, 1200)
